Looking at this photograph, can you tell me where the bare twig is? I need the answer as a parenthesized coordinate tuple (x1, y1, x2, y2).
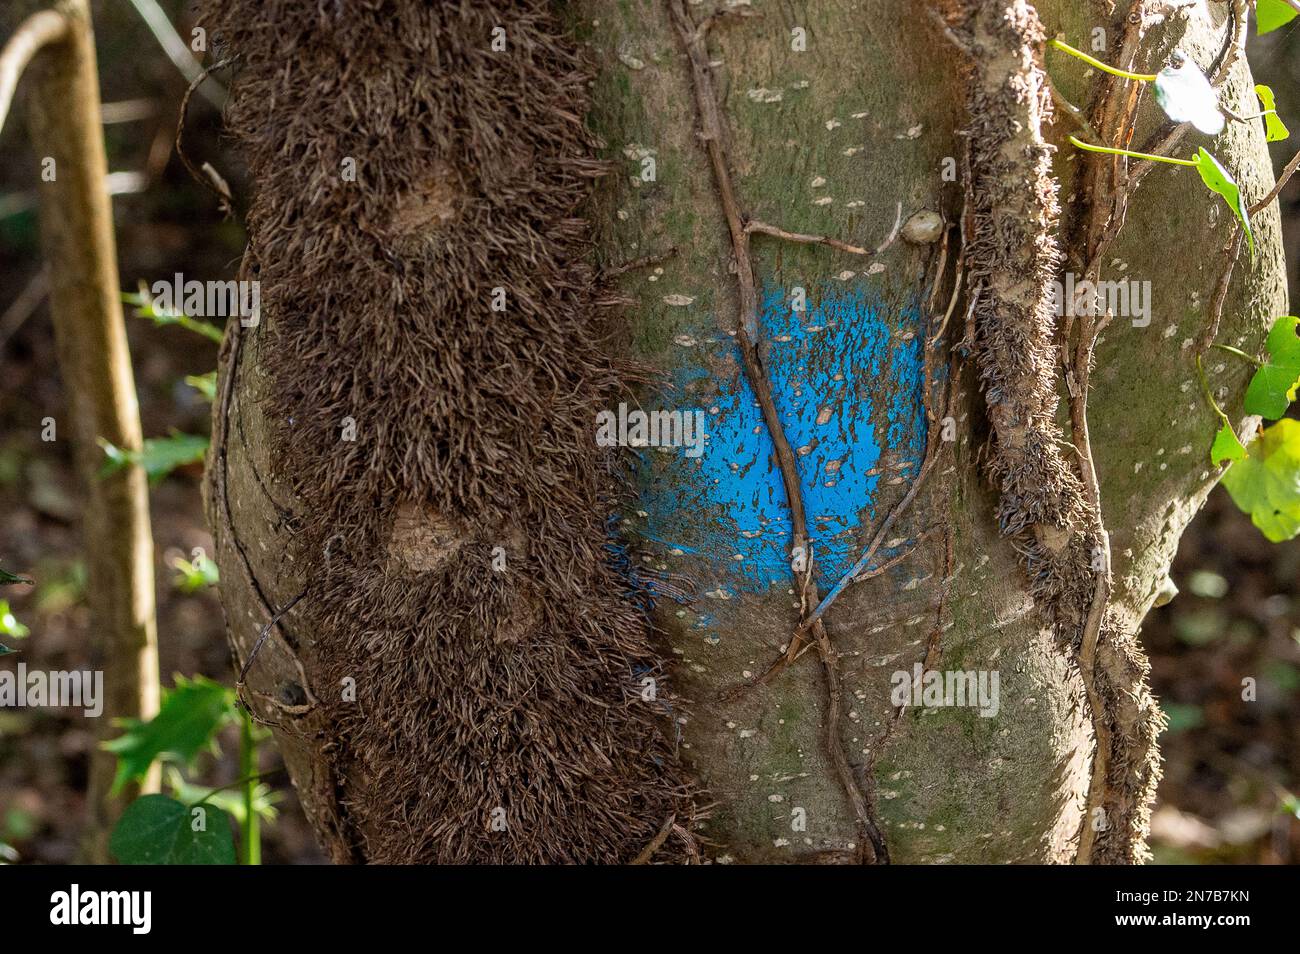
(745, 203, 902, 258)
(748, 222, 863, 248)
(797, 454, 939, 638)
(600, 246, 678, 279)
(629, 813, 675, 865)
(127, 0, 226, 108)
(0, 266, 47, 352)
(175, 57, 234, 215)
(1250, 148, 1300, 216)
(853, 534, 932, 582)
(1198, 227, 1245, 355)
(694, 5, 760, 42)
(237, 590, 307, 685)
(1049, 80, 1101, 144)
(1213, 0, 1249, 86)
(925, 8, 974, 57)
(0, 10, 70, 135)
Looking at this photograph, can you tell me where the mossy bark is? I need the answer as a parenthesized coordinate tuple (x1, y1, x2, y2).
(209, 0, 1285, 863)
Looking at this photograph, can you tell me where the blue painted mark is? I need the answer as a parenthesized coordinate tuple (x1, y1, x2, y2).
(635, 283, 926, 593)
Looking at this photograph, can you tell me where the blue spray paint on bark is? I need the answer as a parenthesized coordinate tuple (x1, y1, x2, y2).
(633, 283, 927, 597)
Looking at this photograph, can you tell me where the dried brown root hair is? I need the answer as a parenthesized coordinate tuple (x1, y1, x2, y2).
(939, 0, 1162, 864)
(200, 0, 694, 863)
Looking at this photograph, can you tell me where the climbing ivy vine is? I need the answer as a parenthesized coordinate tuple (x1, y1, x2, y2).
(1052, 20, 1300, 544)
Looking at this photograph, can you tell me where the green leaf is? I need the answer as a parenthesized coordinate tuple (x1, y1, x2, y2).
(170, 552, 219, 593)
(0, 567, 33, 587)
(1257, 0, 1299, 35)
(0, 644, 16, 657)
(1244, 316, 1300, 419)
(163, 767, 280, 826)
(0, 601, 29, 639)
(1211, 421, 1248, 466)
(1220, 419, 1300, 543)
(109, 794, 236, 865)
(1254, 85, 1291, 143)
(102, 675, 237, 794)
(1194, 148, 1254, 260)
(99, 431, 209, 485)
(1161, 702, 1206, 733)
(185, 372, 217, 401)
(1154, 58, 1224, 135)
(124, 285, 224, 344)
(1283, 793, 1300, 821)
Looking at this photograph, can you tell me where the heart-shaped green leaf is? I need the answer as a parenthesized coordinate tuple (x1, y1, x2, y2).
(1211, 421, 1248, 466)
(1221, 419, 1300, 542)
(1254, 85, 1291, 143)
(1195, 148, 1254, 259)
(1257, 0, 1299, 35)
(1155, 58, 1225, 135)
(109, 794, 237, 865)
(1244, 316, 1300, 419)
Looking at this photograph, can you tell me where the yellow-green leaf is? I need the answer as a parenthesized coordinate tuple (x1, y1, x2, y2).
(1194, 148, 1254, 260)
(1257, 0, 1299, 35)
(1220, 419, 1300, 543)
(185, 372, 217, 401)
(1254, 85, 1291, 143)
(1212, 420, 1248, 466)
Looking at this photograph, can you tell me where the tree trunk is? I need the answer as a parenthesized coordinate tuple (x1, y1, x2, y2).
(202, 0, 1285, 863)
(7, 0, 162, 863)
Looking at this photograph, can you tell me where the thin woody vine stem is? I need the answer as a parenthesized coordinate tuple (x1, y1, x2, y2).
(931, 0, 1164, 865)
(1065, 0, 1247, 864)
(667, 0, 891, 864)
(1068, 0, 1148, 867)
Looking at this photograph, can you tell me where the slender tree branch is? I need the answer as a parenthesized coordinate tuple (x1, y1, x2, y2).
(745, 203, 902, 258)
(1250, 148, 1300, 216)
(0, 10, 70, 135)
(126, 0, 226, 109)
(20, 0, 161, 863)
